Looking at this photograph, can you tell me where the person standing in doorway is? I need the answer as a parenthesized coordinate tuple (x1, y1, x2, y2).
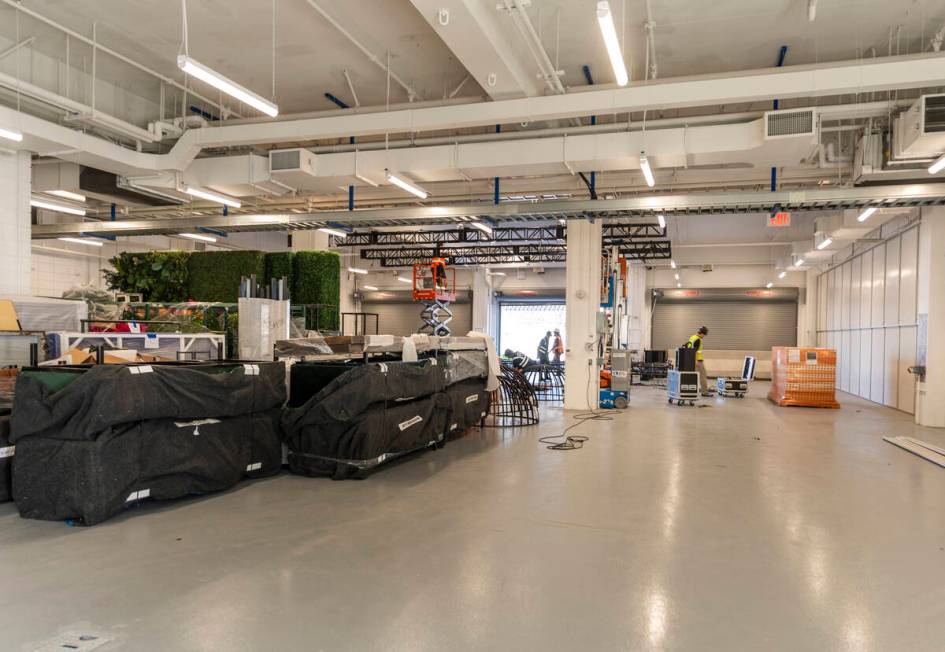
(552, 328, 564, 364)
(687, 326, 711, 395)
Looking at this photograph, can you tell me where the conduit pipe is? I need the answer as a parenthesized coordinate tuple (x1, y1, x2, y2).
(502, 0, 565, 95)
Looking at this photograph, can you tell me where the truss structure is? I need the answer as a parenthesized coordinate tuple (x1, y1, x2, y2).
(359, 241, 671, 266)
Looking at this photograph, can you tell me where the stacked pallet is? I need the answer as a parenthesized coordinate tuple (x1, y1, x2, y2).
(768, 347, 840, 409)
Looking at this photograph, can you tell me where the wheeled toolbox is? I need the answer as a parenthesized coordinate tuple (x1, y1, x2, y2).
(9, 362, 285, 525)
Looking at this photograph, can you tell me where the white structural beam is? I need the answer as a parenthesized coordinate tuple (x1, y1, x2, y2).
(3, 53, 945, 177)
(564, 219, 603, 410)
(916, 207, 945, 427)
(0, 151, 32, 295)
(407, 0, 542, 98)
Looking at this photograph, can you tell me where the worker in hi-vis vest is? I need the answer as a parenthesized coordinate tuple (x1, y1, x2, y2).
(687, 326, 711, 395)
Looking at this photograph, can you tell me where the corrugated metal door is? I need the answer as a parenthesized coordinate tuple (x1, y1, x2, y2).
(360, 302, 472, 336)
(652, 301, 797, 351)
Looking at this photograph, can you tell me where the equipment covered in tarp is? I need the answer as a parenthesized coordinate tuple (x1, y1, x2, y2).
(283, 352, 489, 480)
(9, 361, 285, 525)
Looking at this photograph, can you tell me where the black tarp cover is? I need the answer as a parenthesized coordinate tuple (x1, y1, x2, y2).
(444, 378, 491, 437)
(10, 362, 285, 524)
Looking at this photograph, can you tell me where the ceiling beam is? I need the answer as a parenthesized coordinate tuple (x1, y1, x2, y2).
(31, 183, 945, 239)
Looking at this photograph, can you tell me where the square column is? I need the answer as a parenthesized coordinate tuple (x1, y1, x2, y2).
(916, 207, 945, 427)
(0, 152, 31, 295)
(564, 219, 602, 410)
(471, 268, 495, 336)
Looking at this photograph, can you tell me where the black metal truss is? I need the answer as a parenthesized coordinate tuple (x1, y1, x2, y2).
(330, 223, 664, 247)
(359, 240, 671, 266)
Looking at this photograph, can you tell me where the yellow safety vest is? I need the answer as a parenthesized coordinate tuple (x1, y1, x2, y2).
(687, 334, 704, 361)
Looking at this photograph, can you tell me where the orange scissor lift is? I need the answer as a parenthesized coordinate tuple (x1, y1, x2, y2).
(412, 257, 456, 336)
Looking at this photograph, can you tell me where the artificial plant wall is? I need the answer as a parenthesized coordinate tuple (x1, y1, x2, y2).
(292, 251, 341, 330)
(186, 250, 266, 302)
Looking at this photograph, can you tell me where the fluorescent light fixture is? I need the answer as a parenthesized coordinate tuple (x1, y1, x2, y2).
(795, 258, 805, 266)
(30, 199, 86, 216)
(778, 271, 787, 279)
(318, 227, 348, 238)
(929, 154, 945, 175)
(640, 154, 655, 187)
(48, 190, 86, 202)
(58, 237, 103, 247)
(178, 232, 217, 243)
(674, 273, 680, 281)
(177, 54, 278, 117)
(362, 285, 378, 291)
(558, 218, 567, 225)
(487, 271, 507, 276)
(857, 207, 877, 222)
(596, 1, 629, 86)
(471, 222, 493, 235)
(676, 283, 682, 288)
(397, 276, 412, 283)
(182, 186, 241, 208)
(657, 214, 666, 228)
(766, 282, 774, 289)
(385, 170, 428, 199)
(0, 126, 23, 142)
(816, 237, 833, 250)
(348, 266, 368, 275)
(670, 259, 677, 269)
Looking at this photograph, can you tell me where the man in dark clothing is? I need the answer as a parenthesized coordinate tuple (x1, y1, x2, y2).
(537, 331, 552, 365)
(503, 349, 531, 372)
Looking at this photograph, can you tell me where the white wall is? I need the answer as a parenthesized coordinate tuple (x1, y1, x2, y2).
(0, 151, 31, 296)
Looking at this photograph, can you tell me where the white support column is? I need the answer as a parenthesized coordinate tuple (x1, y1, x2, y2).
(471, 267, 495, 336)
(0, 152, 31, 296)
(627, 263, 647, 350)
(564, 219, 602, 411)
(915, 207, 945, 427)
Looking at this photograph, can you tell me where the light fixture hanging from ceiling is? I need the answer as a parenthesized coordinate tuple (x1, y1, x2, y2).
(929, 154, 945, 175)
(816, 237, 833, 250)
(177, 0, 279, 117)
(778, 271, 787, 279)
(857, 207, 877, 222)
(0, 127, 23, 142)
(181, 185, 242, 208)
(348, 266, 368, 275)
(48, 190, 86, 202)
(58, 237, 103, 247)
(657, 214, 666, 229)
(640, 153, 655, 187)
(795, 258, 805, 267)
(385, 170, 429, 199)
(318, 227, 348, 238)
(178, 232, 217, 243)
(30, 198, 86, 216)
(766, 282, 774, 289)
(596, 1, 628, 86)
(471, 222, 493, 235)
(670, 259, 677, 269)
(397, 276, 412, 284)
(362, 285, 378, 291)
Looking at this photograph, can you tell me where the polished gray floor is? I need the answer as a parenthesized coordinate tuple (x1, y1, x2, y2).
(3, 383, 945, 651)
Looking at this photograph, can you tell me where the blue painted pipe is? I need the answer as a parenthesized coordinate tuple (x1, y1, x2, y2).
(771, 45, 788, 191)
(582, 65, 594, 86)
(198, 226, 227, 238)
(223, 205, 228, 217)
(494, 124, 501, 205)
(110, 203, 116, 221)
(325, 92, 350, 110)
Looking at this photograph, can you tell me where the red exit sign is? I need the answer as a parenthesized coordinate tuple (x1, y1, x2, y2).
(768, 212, 791, 227)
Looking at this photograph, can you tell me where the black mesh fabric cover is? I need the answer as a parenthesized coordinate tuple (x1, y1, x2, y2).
(444, 378, 491, 438)
(10, 362, 285, 525)
(0, 411, 11, 503)
(283, 359, 450, 479)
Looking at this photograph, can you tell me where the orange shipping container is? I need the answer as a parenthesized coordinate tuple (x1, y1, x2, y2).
(768, 347, 841, 409)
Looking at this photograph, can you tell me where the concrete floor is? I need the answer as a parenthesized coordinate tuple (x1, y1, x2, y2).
(2, 383, 945, 651)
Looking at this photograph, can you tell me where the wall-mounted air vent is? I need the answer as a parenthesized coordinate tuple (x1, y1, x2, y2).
(764, 109, 816, 140)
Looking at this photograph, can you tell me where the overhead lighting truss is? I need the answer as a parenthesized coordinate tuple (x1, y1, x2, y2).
(329, 223, 665, 247)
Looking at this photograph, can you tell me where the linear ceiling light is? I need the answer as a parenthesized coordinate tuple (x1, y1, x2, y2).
(58, 237, 103, 247)
(0, 127, 24, 142)
(640, 154, 655, 187)
(674, 273, 680, 281)
(488, 271, 507, 276)
(471, 222, 493, 235)
(48, 190, 86, 202)
(766, 282, 774, 289)
(795, 258, 805, 267)
(177, 55, 278, 117)
(318, 227, 348, 238)
(31, 199, 86, 216)
(676, 282, 682, 288)
(178, 232, 217, 243)
(397, 276, 412, 283)
(857, 207, 877, 222)
(182, 185, 242, 208)
(657, 214, 666, 228)
(596, 1, 629, 86)
(386, 170, 428, 199)
(670, 259, 677, 269)
(348, 266, 368, 275)
(929, 154, 945, 175)
(778, 271, 787, 279)
(816, 237, 833, 250)
(362, 285, 378, 291)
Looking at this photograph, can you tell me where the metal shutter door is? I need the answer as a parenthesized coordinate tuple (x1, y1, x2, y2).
(652, 301, 797, 351)
(361, 302, 472, 336)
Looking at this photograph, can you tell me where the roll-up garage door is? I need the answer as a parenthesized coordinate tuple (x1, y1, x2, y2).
(361, 302, 472, 336)
(652, 301, 797, 351)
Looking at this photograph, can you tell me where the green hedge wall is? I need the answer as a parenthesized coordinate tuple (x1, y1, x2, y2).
(264, 251, 294, 289)
(103, 251, 190, 301)
(187, 250, 266, 302)
(292, 251, 340, 330)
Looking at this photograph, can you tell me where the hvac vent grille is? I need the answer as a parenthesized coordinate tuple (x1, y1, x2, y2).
(270, 149, 301, 171)
(923, 95, 945, 133)
(766, 110, 815, 138)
